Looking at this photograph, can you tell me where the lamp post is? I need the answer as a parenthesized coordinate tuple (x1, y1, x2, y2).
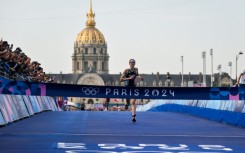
(236, 51, 243, 81)
(202, 51, 206, 86)
(228, 61, 232, 79)
(210, 49, 213, 87)
(166, 72, 171, 87)
(181, 56, 184, 87)
(217, 64, 222, 86)
(217, 64, 222, 73)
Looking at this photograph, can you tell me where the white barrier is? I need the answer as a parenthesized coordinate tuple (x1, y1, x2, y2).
(0, 95, 18, 122)
(48, 97, 58, 111)
(22, 95, 35, 116)
(11, 95, 30, 119)
(0, 111, 5, 126)
(0, 95, 59, 126)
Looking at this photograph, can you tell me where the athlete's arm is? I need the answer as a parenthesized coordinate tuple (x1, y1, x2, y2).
(135, 68, 144, 81)
(120, 69, 130, 82)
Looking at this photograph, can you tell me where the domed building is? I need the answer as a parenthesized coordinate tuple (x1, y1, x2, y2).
(72, 1, 109, 74)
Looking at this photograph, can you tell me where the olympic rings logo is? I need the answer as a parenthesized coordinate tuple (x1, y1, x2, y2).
(82, 87, 100, 95)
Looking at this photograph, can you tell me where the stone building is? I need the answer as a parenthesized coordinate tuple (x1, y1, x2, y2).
(72, 1, 109, 74)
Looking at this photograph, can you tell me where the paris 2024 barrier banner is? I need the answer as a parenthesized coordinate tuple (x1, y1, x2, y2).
(1, 76, 245, 100)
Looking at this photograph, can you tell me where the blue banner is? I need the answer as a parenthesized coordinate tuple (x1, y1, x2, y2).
(1, 76, 245, 100)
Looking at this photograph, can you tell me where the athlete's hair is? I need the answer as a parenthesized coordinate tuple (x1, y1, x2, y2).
(129, 59, 136, 63)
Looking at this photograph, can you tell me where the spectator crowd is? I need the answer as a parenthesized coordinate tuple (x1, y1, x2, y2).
(0, 39, 55, 82)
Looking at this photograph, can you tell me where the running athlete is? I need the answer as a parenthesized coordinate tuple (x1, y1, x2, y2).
(120, 59, 143, 122)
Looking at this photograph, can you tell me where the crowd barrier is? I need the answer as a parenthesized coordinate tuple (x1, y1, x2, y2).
(137, 100, 245, 127)
(137, 100, 245, 113)
(0, 95, 59, 126)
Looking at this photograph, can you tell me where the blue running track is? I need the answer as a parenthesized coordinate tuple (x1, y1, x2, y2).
(0, 111, 245, 153)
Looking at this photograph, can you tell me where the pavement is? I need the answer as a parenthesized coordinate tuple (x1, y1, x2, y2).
(0, 111, 245, 153)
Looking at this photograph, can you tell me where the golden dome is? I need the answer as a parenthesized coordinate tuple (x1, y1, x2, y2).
(76, 27, 106, 45)
(76, 0, 106, 45)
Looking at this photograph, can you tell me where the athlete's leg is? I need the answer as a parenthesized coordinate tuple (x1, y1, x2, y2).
(131, 99, 136, 122)
(125, 99, 130, 110)
(106, 101, 109, 110)
(126, 99, 130, 105)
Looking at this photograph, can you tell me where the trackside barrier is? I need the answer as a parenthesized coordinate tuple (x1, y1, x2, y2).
(11, 95, 29, 119)
(22, 95, 35, 116)
(0, 110, 5, 126)
(137, 100, 245, 113)
(0, 95, 18, 122)
(41, 96, 59, 111)
(137, 100, 245, 127)
(28, 96, 42, 113)
(0, 95, 59, 127)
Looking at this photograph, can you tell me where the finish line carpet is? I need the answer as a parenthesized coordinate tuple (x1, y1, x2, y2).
(0, 111, 245, 153)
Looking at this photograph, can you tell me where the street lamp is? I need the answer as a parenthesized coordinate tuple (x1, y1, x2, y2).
(217, 64, 222, 87)
(210, 49, 213, 87)
(181, 56, 184, 87)
(236, 51, 243, 81)
(217, 64, 222, 73)
(202, 51, 206, 86)
(166, 72, 171, 87)
(228, 61, 232, 79)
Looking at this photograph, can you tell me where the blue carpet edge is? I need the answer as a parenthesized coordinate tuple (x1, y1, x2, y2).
(148, 104, 245, 128)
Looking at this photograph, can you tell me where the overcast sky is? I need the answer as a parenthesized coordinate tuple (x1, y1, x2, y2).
(1, 0, 245, 79)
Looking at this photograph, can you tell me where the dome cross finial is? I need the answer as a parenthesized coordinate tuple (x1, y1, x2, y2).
(90, 0, 92, 12)
(86, 0, 96, 27)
